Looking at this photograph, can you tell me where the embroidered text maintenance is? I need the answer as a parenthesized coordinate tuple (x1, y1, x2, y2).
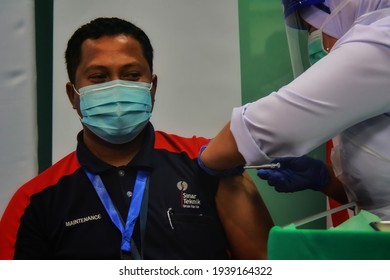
(65, 214, 102, 227)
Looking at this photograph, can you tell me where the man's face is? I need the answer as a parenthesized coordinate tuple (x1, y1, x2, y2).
(67, 34, 156, 116)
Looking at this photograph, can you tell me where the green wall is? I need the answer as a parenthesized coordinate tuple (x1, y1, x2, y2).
(238, 1, 326, 228)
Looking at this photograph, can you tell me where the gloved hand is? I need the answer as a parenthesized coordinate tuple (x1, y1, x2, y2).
(257, 155, 330, 193)
(197, 145, 244, 176)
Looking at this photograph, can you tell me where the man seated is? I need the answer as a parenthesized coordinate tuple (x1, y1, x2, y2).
(0, 17, 273, 260)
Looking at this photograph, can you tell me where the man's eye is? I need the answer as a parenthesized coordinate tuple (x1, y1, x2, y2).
(89, 74, 107, 83)
(122, 72, 141, 81)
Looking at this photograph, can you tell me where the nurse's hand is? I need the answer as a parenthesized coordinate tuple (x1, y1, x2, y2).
(257, 156, 329, 193)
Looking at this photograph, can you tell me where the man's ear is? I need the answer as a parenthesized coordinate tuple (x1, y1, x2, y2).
(65, 82, 81, 116)
(150, 74, 158, 110)
(66, 82, 77, 108)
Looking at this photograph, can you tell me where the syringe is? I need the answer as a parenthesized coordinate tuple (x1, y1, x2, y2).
(243, 162, 281, 169)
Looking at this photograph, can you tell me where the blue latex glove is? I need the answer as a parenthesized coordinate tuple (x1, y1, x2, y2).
(257, 155, 330, 192)
(197, 145, 244, 176)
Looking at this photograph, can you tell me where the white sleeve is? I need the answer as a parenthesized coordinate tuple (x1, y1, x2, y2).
(231, 20, 390, 165)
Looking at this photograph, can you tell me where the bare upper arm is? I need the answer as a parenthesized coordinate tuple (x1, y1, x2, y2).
(216, 172, 274, 259)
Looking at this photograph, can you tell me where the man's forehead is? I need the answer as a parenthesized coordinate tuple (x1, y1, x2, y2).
(81, 34, 140, 50)
(76, 34, 150, 75)
(79, 35, 145, 62)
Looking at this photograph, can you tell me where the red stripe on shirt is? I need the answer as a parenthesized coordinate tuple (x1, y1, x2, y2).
(154, 131, 210, 159)
(0, 151, 81, 259)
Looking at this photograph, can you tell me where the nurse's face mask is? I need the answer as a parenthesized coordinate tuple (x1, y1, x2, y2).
(308, 28, 328, 65)
(307, 0, 351, 65)
(74, 80, 153, 144)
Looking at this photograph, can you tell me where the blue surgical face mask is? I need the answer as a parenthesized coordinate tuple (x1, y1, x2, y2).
(308, 29, 328, 65)
(74, 80, 152, 144)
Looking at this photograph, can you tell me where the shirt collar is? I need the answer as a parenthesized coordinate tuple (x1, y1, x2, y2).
(76, 122, 155, 173)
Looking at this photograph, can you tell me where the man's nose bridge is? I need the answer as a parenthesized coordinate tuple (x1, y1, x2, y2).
(110, 74, 121, 81)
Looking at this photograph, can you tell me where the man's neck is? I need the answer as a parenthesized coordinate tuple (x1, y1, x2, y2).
(83, 129, 145, 167)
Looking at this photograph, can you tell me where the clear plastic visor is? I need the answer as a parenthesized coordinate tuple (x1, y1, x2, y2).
(284, 11, 311, 78)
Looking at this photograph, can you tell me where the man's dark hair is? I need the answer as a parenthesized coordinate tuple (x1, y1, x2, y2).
(65, 17, 154, 84)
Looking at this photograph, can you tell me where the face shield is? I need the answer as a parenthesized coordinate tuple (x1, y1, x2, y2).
(282, 0, 330, 77)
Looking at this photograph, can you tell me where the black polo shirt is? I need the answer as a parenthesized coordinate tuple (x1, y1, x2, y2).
(0, 123, 230, 259)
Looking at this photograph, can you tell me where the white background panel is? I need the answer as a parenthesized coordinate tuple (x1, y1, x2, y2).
(52, 0, 241, 162)
(0, 0, 37, 216)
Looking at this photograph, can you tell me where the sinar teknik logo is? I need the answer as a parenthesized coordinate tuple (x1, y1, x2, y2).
(176, 181, 201, 209)
(176, 181, 188, 191)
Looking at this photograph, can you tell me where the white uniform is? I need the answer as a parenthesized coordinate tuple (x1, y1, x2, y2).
(231, 8, 390, 219)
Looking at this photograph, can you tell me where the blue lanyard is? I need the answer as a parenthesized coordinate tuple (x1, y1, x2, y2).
(83, 168, 149, 253)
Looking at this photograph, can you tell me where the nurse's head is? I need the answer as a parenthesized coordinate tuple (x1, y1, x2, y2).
(281, 0, 390, 74)
(298, 0, 390, 40)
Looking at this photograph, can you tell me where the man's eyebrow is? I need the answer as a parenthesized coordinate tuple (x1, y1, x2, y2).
(121, 62, 143, 69)
(83, 65, 107, 73)
(82, 63, 145, 74)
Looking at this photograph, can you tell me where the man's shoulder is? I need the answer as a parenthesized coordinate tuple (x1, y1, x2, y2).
(18, 151, 80, 196)
(154, 130, 210, 159)
(1, 151, 81, 224)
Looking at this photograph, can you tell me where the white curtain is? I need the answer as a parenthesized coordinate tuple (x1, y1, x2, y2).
(0, 0, 38, 216)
